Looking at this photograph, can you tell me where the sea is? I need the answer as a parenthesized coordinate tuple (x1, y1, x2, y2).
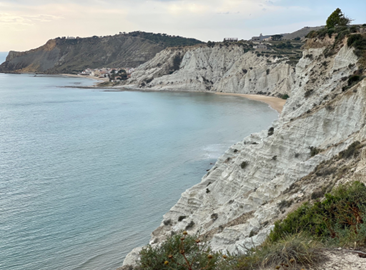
(0, 52, 7, 64)
(0, 73, 278, 270)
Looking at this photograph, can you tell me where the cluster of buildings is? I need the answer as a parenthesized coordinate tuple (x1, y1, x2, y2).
(79, 67, 135, 81)
(222, 35, 269, 50)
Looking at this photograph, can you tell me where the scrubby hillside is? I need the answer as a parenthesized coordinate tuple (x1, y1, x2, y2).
(0, 32, 202, 74)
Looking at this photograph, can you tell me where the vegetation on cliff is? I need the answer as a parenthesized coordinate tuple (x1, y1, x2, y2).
(0, 31, 202, 74)
(137, 182, 366, 270)
(326, 8, 351, 29)
(125, 31, 203, 48)
(305, 9, 366, 68)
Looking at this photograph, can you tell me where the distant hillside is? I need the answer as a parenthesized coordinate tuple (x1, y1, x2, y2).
(282, 26, 324, 39)
(0, 32, 203, 74)
(252, 26, 324, 41)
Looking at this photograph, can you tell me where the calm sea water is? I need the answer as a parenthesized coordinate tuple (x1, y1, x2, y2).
(0, 73, 278, 270)
(0, 52, 7, 64)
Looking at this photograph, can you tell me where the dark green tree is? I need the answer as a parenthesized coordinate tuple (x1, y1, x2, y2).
(326, 8, 351, 29)
(271, 34, 283, 41)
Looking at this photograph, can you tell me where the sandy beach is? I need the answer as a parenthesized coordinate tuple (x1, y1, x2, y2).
(107, 86, 287, 113)
(214, 92, 286, 113)
(70, 78, 286, 114)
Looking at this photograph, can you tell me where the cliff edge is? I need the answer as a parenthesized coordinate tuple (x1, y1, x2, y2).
(123, 27, 366, 269)
(0, 32, 202, 74)
(121, 42, 297, 97)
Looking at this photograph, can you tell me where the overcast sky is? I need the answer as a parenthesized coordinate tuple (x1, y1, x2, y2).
(0, 0, 365, 52)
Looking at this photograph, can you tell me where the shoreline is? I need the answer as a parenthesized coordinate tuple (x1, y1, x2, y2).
(214, 92, 286, 113)
(61, 73, 108, 83)
(105, 86, 286, 114)
(27, 73, 287, 113)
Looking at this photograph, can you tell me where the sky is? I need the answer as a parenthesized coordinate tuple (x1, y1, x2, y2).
(0, 0, 365, 52)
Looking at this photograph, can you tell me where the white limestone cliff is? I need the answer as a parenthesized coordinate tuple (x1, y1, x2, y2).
(123, 44, 294, 96)
(122, 38, 366, 268)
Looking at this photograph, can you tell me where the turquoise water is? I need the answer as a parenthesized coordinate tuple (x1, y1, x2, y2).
(0, 73, 278, 270)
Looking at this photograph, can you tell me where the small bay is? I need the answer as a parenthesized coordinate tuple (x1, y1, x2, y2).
(0, 73, 277, 270)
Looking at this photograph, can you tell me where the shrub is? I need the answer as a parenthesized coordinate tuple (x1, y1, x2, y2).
(240, 161, 248, 169)
(310, 147, 320, 156)
(347, 34, 363, 47)
(268, 182, 366, 247)
(172, 54, 183, 71)
(145, 77, 153, 84)
(306, 30, 317, 39)
(268, 127, 274, 136)
(305, 54, 313, 59)
(350, 25, 359, 33)
(338, 141, 361, 159)
(348, 75, 361, 86)
(317, 28, 329, 39)
(327, 28, 335, 37)
(347, 34, 366, 58)
(138, 232, 232, 270)
(277, 93, 289, 100)
(304, 89, 313, 98)
(207, 41, 215, 48)
(236, 234, 322, 270)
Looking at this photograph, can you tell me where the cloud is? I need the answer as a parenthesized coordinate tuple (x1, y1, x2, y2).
(0, 13, 61, 25)
(0, 0, 365, 51)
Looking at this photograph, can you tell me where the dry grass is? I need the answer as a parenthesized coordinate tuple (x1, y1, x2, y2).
(236, 234, 323, 270)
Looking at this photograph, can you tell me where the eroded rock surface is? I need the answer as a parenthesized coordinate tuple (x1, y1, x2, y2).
(124, 44, 294, 96)
(122, 37, 366, 269)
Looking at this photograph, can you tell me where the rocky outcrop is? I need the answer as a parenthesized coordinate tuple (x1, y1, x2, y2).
(123, 44, 294, 97)
(0, 32, 202, 74)
(123, 34, 366, 268)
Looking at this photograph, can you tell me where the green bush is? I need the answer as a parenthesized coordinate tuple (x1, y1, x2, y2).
(277, 94, 289, 100)
(240, 161, 248, 169)
(350, 25, 359, 33)
(310, 147, 320, 157)
(317, 28, 329, 38)
(338, 141, 361, 159)
(172, 54, 183, 71)
(347, 34, 366, 57)
(304, 89, 313, 98)
(306, 30, 317, 39)
(268, 182, 366, 247)
(138, 182, 366, 270)
(207, 41, 215, 48)
(138, 232, 232, 270)
(235, 233, 322, 270)
(348, 34, 363, 47)
(348, 75, 361, 86)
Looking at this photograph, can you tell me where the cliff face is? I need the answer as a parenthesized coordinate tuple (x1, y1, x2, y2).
(124, 44, 294, 96)
(123, 36, 366, 266)
(0, 32, 202, 74)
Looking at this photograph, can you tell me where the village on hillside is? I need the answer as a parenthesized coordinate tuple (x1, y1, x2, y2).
(77, 27, 317, 82)
(79, 67, 135, 82)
